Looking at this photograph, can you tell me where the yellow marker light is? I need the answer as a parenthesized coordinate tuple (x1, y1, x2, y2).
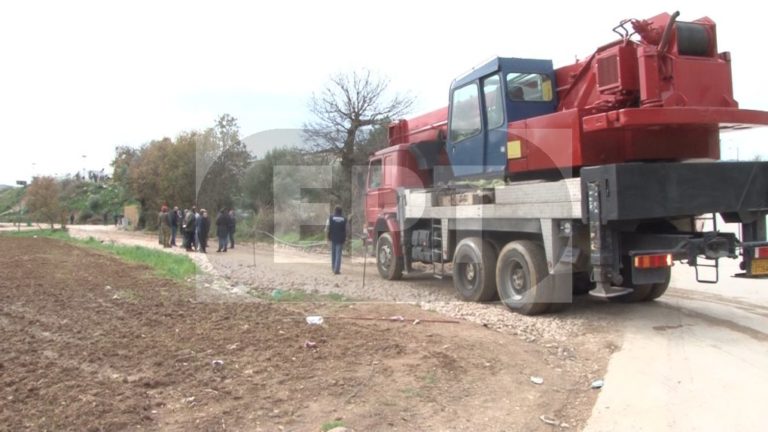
(507, 140, 522, 159)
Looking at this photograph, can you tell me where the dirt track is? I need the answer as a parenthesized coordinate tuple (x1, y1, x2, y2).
(0, 236, 612, 431)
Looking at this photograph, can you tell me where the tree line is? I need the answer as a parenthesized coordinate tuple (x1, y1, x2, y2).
(25, 71, 413, 234)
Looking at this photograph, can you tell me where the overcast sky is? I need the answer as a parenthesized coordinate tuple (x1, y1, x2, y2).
(1, 1, 766, 185)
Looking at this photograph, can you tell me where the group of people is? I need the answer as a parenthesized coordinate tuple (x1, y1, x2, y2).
(158, 206, 236, 253)
(158, 203, 349, 274)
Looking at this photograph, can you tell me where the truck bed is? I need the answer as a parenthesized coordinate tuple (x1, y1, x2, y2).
(404, 178, 582, 221)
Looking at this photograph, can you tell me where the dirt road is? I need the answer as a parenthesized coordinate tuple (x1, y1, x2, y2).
(0, 233, 612, 431)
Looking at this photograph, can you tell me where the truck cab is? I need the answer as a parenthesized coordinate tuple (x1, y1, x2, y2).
(446, 57, 557, 178)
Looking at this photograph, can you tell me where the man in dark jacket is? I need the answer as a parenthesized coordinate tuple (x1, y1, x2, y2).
(327, 206, 347, 274)
(170, 206, 179, 247)
(184, 207, 197, 252)
(216, 209, 229, 252)
(227, 209, 236, 249)
(198, 209, 211, 253)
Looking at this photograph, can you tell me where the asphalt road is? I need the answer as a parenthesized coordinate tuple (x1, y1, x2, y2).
(585, 259, 768, 431)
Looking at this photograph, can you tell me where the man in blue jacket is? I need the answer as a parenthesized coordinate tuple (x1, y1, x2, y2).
(327, 206, 347, 275)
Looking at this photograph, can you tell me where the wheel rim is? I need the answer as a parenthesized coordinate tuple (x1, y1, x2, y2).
(503, 259, 527, 301)
(379, 243, 392, 270)
(465, 263, 476, 282)
(457, 260, 479, 292)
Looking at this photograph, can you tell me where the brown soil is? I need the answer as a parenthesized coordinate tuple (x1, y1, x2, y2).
(0, 236, 610, 431)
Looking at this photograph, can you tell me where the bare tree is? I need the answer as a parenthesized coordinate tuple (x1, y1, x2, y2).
(304, 70, 413, 212)
(25, 176, 64, 229)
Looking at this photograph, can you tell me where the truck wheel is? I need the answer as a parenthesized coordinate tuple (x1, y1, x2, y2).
(495, 240, 552, 315)
(612, 261, 671, 302)
(452, 237, 498, 302)
(643, 269, 671, 301)
(376, 232, 403, 280)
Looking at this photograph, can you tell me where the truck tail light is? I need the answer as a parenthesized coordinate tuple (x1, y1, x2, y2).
(634, 254, 673, 269)
(754, 246, 768, 259)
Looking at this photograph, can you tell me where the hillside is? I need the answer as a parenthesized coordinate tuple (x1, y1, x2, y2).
(0, 180, 128, 224)
(0, 187, 24, 218)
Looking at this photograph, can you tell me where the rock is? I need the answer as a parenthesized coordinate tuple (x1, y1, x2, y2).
(174, 349, 195, 363)
(530, 376, 544, 385)
(327, 428, 353, 432)
(539, 415, 559, 426)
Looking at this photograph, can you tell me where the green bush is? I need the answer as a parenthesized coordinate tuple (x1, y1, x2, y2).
(77, 210, 93, 224)
(87, 194, 102, 213)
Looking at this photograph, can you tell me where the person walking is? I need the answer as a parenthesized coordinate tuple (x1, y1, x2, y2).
(158, 205, 171, 248)
(170, 206, 179, 247)
(227, 208, 236, 249)
(327, 206, 347, 275)
(216, 209, 229, 252)
(198, 209, 211, 253)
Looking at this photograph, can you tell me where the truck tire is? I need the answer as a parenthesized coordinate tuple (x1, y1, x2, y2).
(612, 260, 671, 302)
(495, 240, 553, 315)
(376, 232, 403, 280)
(642, 267, 671, 301)
(644, 279, 670, 301)
(452, 237, 498, 302)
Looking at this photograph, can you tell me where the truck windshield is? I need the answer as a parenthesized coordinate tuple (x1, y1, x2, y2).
(506, 72, 553, 102)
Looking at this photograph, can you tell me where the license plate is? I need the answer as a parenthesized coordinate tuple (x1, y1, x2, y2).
(751, 258, 768, 275)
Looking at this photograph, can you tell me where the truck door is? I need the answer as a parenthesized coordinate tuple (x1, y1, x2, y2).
(366, 157, 398, 217)
(448, 81, 484, 177)
(365, 158, 384, 227)
(447, 75, 509, 177)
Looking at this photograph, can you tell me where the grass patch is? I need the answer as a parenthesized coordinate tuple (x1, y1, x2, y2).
(3, 229, 197, 281)
(320, 420, 345, 431)
(5, 229, 70, 240)
(325, 292, 349, 302)
(248, 288, 352, 303)
(113, 288, 140, 302)
(401, 387, 422, 398)
(271, 289, 310, 302)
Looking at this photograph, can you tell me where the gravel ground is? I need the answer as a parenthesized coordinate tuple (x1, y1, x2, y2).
(68, 226, 611, 345)
(210, 246, 596, 344)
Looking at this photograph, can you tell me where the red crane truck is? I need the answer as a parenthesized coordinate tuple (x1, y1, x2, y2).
(364, 11, 768, 315)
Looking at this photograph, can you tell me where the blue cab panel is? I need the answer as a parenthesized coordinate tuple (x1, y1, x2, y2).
(447, 57, 557, 178)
